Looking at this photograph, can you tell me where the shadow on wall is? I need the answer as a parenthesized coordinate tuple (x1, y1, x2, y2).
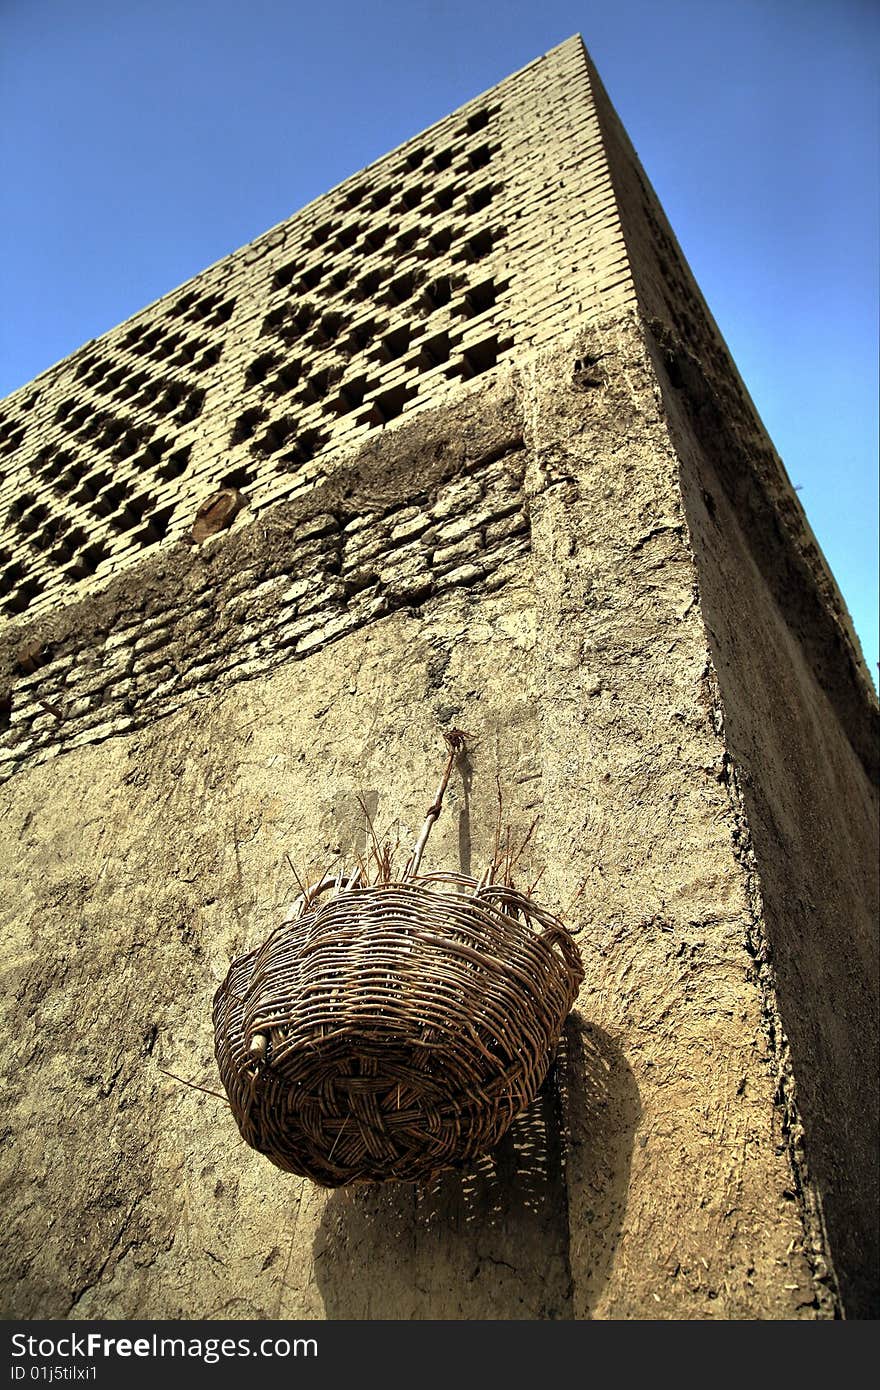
(560, 1015, 642, 1317)
(312, 1018, 639, 1319)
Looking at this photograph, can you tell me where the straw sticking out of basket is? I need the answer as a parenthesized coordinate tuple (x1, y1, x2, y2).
(213, 730, 584, 1186)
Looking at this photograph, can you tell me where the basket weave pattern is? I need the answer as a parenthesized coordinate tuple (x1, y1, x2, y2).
(213, 872, 583, 1185)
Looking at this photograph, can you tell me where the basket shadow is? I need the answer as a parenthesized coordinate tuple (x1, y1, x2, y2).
(311, 1017, 639, 1319)
(558, 1013, 642, 1317)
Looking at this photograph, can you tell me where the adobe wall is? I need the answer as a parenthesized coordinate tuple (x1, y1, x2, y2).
(0, 37, 632, 631)
(651, 329, 879, 1317)
(2, 34, 875, 1323)
(1, 327, 839, 1319)
(583, 50, 879, 1314)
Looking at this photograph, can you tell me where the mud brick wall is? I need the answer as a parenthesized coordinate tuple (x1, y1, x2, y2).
(0, 29, 877, 1321)
(0, 388, 528, 784)
(0, 37, 632, 628)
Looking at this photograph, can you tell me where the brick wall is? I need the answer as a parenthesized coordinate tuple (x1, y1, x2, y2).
(0, 400, 529, 784)
(0, 37, 631, 630)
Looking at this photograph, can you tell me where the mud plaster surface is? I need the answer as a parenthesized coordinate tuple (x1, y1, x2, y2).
(0, 326, 860, 1320)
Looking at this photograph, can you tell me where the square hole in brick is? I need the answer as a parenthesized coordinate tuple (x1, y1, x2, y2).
(467, 186, 495, 215)
(398, 186, 423, 212)
(171, 343, 199, 370)
(395, 228, 419, 254)
(246, 353, 279, 387)
(113, 494, 151, 533)
(1, 559, 24, 588)
(230, 407, 263, 444)
(432, 149, 453, 172)
(370, 187, 392, 212)
(255, 416, 297, 455)
(139, 435, 166, 465)
(157, 445, 191, 481)
(195, 343, 223, 371)
(378, 326, 410, 362)
(354, 269, 382, 301)
(179, 388, 206, 423)
(0, 424, 25, 456)
(68, 538, 110, 579)
(424, 227, 454, 259)
(134, 380, 161, 410)
(363, 382, 416, 426)
(384, 272, 418, 308)
(416, 331, 451, 370)
(466, 108, 491, 134)
(299, 367, 338, 405)
(459, 337, 501, 380)
(461, 278, 504, 318)
(310, 221, 333, 250)
(268, 363, 301, 397)
(210, 298, 235, 326)
(220, 465, 253, 491)
(103, 417, 132, 448)
(421, 277, 452, 313)
(94, 480, 131, 516)
(114, 429, 142, 461)
(7, 493, 36, 523)
(332, 376, 368, 413)
(344, 184, 367, 209)
(300, 264, 324, 291)
(19, 501, 50, 533)
(334, 224, 359, 252)
(34, 516, 68, 552)
(272, 262, 299, 292)
(346, 320, 376, 354)
(467, 144, 492, 171)
(32, 447, 60, 479)
(433, 186, 455, 213)
(155, 382, 184, 414)
(4, 576, 42, 614)
(278, 427, 326, 470)
(139, 503, 176, 544)
(171, 292, 198, 318)
(313, 311, 344, 345)
(363, 225, 389, 253)
(463, 228, 495, 263)
(262, 305, 287, 335)
(70, 478, 99, 506)
(141, 329, 164, 355)
(291, 304, 316, 336)
(73, 352, 97, 381)
(102, 367, 130, 393)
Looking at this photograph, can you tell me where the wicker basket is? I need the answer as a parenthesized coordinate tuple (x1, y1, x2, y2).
(213, 735, 584, 1185)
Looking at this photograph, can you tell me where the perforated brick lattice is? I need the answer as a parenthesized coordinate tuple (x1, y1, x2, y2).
(0, 440, 529, 781)
(225, 103, 512, 503)
(0, 38, 634, 622)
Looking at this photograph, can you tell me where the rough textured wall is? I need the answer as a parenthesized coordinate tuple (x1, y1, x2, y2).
(523, 329, 829, 1317)
(582, 49, 879, 1314)
(1, 34, 876, 1323)
(648, 329, 879, 1317)
(1, 330, 844, 1319)
(1, 380, 574, 1319)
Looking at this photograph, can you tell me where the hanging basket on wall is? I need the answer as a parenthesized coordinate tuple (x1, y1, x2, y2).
(213, 732, 584, 1186)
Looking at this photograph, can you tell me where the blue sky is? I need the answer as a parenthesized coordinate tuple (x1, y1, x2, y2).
(1, 0, 877, 681)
